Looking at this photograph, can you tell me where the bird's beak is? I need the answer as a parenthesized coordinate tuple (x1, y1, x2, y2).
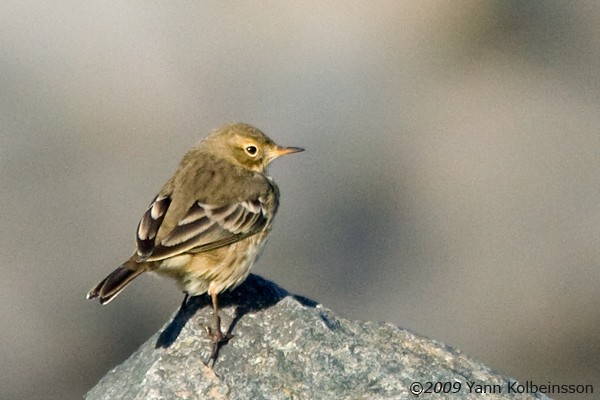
(273, 146, 305, 157)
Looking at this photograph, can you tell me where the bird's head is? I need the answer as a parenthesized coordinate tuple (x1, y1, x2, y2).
(206, 123, 304, 173)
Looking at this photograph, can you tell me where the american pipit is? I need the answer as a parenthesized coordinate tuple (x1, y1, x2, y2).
(87, 123, 303, 360)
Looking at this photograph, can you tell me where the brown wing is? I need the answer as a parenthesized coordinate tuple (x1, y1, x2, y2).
(136, 194, 172, 258)
(135, 196, 271, 262)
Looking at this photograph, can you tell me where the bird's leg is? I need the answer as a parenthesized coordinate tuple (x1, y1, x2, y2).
(179, 291, 190, 311)
(207, 288, 233, 363)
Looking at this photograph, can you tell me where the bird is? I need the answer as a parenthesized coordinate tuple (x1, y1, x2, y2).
(87, 122, 303, 361)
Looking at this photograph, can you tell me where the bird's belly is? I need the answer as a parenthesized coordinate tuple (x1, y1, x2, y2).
(158, 254, 193, 270)
(157, 234, 267, 296)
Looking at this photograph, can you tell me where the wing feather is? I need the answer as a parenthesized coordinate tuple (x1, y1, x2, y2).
(136, 195, 171, 257)
(136, 196, 271, 262)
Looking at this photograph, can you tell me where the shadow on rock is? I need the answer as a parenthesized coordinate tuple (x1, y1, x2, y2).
(155, 274, 313, 348)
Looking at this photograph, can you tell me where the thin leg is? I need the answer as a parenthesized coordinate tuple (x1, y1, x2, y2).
(207, 289, 232, 363)
(179, 291, 190, 311)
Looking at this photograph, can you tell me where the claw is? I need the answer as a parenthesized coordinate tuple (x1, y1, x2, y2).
(207, 327, 233, 363)
(204, 289, 234, 365)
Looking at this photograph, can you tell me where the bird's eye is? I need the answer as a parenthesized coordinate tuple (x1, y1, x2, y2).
(245, 145, 258, 157)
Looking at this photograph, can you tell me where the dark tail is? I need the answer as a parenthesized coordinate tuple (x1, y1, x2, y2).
(86, 261, 146, 305)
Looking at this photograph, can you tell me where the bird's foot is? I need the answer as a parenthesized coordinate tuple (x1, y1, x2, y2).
(205, 326, 234, 365)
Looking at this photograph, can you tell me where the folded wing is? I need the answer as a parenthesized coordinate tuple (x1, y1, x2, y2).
(135, 196, 269, 262)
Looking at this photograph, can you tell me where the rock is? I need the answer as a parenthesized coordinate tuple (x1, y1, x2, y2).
(85, 274, 551, 400)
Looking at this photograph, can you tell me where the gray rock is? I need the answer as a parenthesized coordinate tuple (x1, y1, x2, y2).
(85, 275, 551, 400)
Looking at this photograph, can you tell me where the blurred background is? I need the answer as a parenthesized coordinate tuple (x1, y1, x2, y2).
(1, 1, 599, 399)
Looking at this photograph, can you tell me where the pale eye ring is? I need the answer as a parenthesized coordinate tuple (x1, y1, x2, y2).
(245, 145, 258, 157)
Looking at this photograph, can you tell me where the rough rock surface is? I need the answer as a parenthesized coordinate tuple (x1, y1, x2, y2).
(86, 274, 551, 400)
